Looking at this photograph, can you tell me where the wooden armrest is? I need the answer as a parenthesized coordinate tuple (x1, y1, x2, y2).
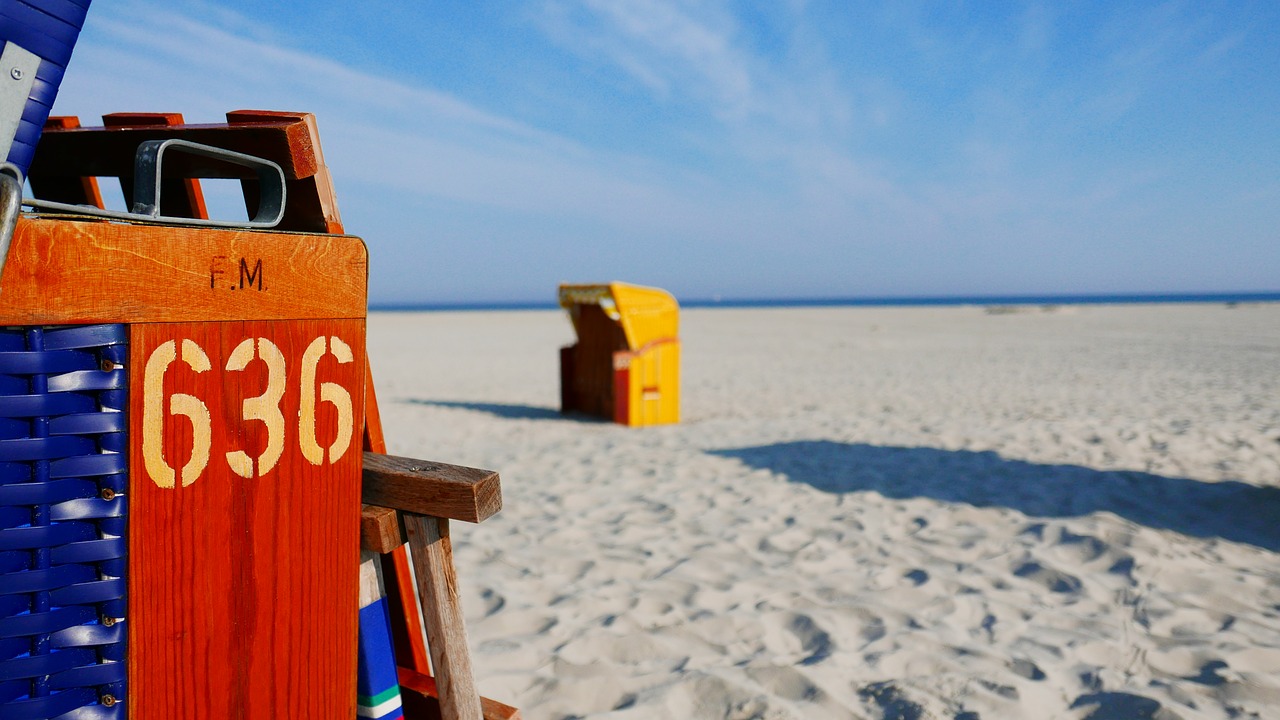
(361, 504, 403, 553)
(362, 451, 502, 524)
(360, 452, 507, 719)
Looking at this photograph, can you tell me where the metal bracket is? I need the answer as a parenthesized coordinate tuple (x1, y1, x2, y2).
(0, 42, 40, 164)
(24, 138, 288, 229)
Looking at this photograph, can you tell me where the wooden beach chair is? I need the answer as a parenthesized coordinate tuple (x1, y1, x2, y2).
(0, 110, 518, 720)
(559, 282, 680, 426)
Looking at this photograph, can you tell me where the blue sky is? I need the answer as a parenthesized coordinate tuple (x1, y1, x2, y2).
(50, 0, 1280, 304)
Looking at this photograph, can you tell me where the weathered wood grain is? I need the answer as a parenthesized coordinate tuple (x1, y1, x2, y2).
(362, 452, 502, 524)
(362, 504, 404, 553)
(384, 544, 433, 675)
(0, 218, 367, 324)
(405, 515, 483, 720)
(360, 551, 385, 608)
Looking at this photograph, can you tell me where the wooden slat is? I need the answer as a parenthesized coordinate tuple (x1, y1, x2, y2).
(102, 112, 210, 220)
(362, 504, 404, 553)
(0, 217, 367, 324)
(28, 110, 342, 234)
(399, 667, 522, 720)
(28, 117, 318, 180)
(405, 516, 482, 720)
(384, 545, 433, 675)
(360, 551, 385, 608)
(27, 117, 106, 207)
(362, 452, 502, 524)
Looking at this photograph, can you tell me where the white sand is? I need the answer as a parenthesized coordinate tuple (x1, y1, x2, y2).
(366, 302, 1280, 720)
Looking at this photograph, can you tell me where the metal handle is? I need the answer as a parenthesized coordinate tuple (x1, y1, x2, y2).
(24, 139, 288, 229)
(0, 162, 22, 289)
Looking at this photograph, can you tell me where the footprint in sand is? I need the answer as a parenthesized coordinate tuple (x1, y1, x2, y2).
(857, 682, 927, 720)
(1068, 691, 1170, 719)
(788, 613, 834, 666)
(1012, 560, 1083, 594)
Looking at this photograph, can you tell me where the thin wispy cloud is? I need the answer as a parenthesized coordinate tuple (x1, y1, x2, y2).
(46, 0, 1280, 301)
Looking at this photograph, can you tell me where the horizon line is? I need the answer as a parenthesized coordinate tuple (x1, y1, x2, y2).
(369, 290, 1280, 313)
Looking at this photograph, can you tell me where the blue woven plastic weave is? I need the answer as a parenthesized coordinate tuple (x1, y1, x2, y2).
(0, 324, 126, 720)
(1, 0, 94, 175)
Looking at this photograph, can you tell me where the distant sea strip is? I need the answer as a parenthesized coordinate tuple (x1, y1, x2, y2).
(370, 291, 1280, 313)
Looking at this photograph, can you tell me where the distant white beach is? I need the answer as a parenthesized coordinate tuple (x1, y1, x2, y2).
(367, 302, 1280, 719)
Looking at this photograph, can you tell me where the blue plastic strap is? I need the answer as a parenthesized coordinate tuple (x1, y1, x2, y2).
(0, 435, 95, 462)
(49, 660, 124, 690)
(0, 521, 95, 551)
(0, 4, 80, 47)
(47, 369, 125, 393)
(48, 413, 125, 436)
(0, 648, 94, 683)
(0, 687, 96, 719)
(49, 453, 126, 478)
(50, 497, 122, 522)
(49, 538, 123, 565)
(50, 623, 123, 648)
(0, 351, 97, 375)
(0, 320, 126, 720)
(0, 393, 94, 419)
(0, 479, 95, 507)
(49, 578, 124, 607)
(0, 606, 94, 638)
(0, 565, 93, 596)
(16, 0, 92, 26)
(42, 326, 126, 352)
(0, 418, 28, 438)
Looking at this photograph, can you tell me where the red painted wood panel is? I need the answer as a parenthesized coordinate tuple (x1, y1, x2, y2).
(128, 319, 365, 720)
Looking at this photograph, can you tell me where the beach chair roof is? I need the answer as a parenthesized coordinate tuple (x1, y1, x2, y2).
(558, 282, 679, 349)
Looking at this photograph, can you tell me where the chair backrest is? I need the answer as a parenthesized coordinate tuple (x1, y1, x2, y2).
(27, 110, 344, 234)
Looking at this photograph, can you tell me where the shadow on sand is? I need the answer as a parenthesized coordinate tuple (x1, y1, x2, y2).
(709, 440, 1280, 551)
(405, 399, 607, 423)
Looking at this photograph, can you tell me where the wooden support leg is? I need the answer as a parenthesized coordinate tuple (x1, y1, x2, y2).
(404, 515, 483, 720)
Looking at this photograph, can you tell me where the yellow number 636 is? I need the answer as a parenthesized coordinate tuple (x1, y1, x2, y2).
(142, 336, 354, 488)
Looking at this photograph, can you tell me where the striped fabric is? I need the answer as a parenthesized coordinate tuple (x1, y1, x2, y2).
(357, 598, 404, 720)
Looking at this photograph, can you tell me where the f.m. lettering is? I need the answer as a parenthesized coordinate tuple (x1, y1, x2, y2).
(239, 257, 265, 291)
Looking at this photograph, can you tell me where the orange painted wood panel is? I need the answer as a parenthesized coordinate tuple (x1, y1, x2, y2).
(0, 218, 367, 324)
(128, 319, 365, 720)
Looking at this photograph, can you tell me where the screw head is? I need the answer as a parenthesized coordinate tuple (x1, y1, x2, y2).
(101, 694, 117, 707)
(9, 67, 22, 81)
(101, 487, 117, 501)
